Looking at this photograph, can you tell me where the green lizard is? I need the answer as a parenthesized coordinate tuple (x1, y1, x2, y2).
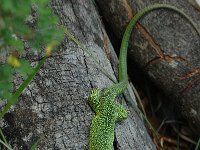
(86, 4, 200, 150)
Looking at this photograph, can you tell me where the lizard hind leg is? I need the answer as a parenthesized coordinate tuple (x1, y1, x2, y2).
(88, 88, 101, 113)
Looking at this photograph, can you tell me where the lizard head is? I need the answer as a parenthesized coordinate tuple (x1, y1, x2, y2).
(88, 88, 101, 111)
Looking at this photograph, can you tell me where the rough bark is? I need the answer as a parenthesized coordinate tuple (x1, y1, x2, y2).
(95, 0, 200, 136)
(0, 0, 156, 149)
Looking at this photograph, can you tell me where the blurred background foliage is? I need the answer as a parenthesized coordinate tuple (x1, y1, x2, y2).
(0, 0, 64, 100)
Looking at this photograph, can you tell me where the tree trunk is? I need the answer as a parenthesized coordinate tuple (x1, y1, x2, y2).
(96, 0, 200, 136)
(0, 0, 156, 149)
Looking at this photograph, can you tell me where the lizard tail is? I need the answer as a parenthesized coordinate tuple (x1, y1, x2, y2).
(118, 3, 200, 82)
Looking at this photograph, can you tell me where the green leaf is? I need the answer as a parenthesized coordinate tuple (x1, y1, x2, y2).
(1, 29, 24, 52)
(195, 137, 200, 150)
(16, 59, 34, 78)
(0, 64, 13, 100)
(0, 0, 15, 13)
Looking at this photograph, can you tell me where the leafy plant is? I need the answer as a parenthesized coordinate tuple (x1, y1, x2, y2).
(0, 0, 64, 102)
(0, 1, 64, 148)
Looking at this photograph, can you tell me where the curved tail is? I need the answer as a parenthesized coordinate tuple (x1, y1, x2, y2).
(119, 4, 200, 82)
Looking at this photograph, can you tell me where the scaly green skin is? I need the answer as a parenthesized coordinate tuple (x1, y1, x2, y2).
(88, 4, 200, 150)
(88, 82, 128, 150)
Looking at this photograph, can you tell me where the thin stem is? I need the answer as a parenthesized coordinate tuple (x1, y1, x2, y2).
(64, 29, 117, 83)
(0, 57, 47, 119)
